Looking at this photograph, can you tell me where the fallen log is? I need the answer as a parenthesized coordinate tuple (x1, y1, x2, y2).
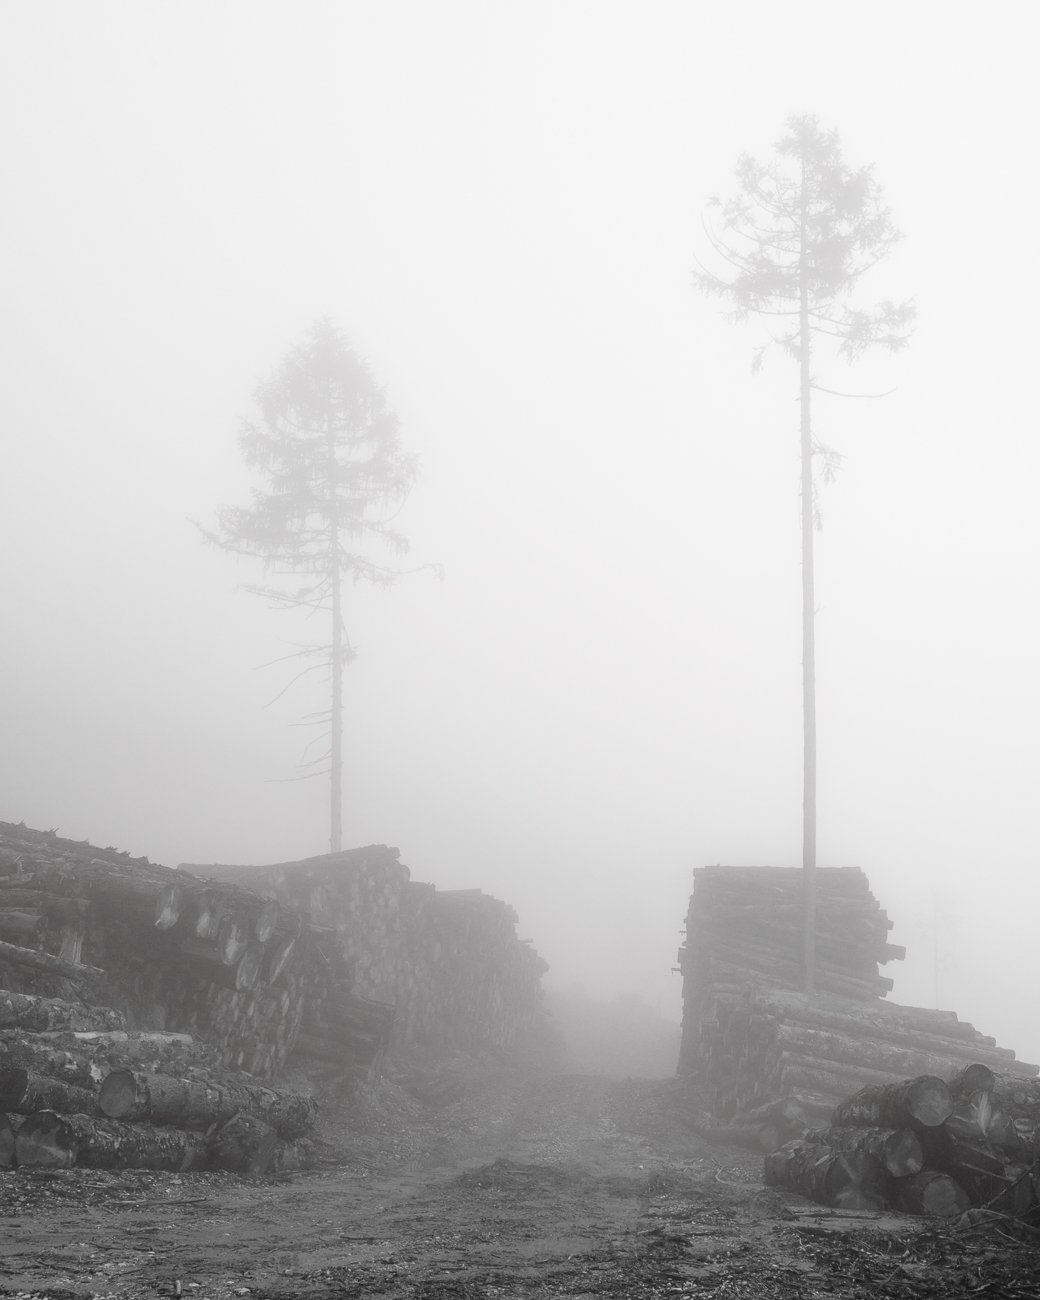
(0, 940, 104, 982)
(0, 1111, 14, 1167)
(0, 990, 125, 1033)
(831, 1077, 953, 1131)
(0, 1067, 97, 1117)
(99, 1068, 318, 1139)
(15, 1110, 209, 1171)
(261, 933, 297, 984)
(763, 1138, 887, 1209)
(813, 1125, 924, 1177)
(894, 1170, 971, 1217)
(210, 1112, 278, 1177)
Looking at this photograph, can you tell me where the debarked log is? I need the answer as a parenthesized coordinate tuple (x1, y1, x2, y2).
(0, 990, 126, 1033)
(831, 1077, 953, 1131)
(893, 1169, 971, 1217)
(15, 1109, 209, 1171)
(99, 1068, 318, 1139)
(0, 1067, 98, 1116)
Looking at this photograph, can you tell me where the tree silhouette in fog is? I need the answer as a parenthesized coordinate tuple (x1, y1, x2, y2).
(695, 116, 913, 991)
(205, 319, 417, 852)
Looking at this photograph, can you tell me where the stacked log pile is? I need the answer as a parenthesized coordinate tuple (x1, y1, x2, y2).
(677, 865, 1038, 1121)
(0, 990, 318, 1175)
(195, 848, 549, 1057)
(0, 821, 344, 1080)
(764, 1067, 1040, 1223)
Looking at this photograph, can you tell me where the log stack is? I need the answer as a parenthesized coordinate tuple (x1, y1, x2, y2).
(0, 821, 549, 1087)
(0, 991, 318, 1175)
(677, 865, 1038, 1122)
(194, 848, 549, 1058)
(764, 1068, 1040, 1224)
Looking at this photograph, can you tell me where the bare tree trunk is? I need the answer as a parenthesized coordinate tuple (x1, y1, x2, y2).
(327, 405, 343, 855)
(799, 157, 817, 995)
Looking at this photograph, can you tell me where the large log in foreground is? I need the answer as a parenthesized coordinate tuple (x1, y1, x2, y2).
(832, 1077, 954, 1131)
(764, 1138, 887, 1210)
(0, 990, 126, 1033)
(99, 1068, 318, 1139)
(813, 1124, 924, 1177)
(0, 1067, 97, 1117)
(14, 1110, 210, 1171)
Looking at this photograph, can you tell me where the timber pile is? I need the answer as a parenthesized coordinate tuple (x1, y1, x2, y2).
(194, 848, 549, 1056)
(0, 821, 347, 1080)
(677, 865, 1038, 1122)
(0, 990, 318, 1175)
(764, 1067, 1040, 1223)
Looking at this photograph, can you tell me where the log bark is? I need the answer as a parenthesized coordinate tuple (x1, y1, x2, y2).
(763, 1137, 887, 1208)
(0, 1067, 97, 1116)
(99, 1068, 317, 1139)
(0, 990, 125, 1032)
(831, 1077, 953, 1131)
(0, 1111, 14, 1167)
(813, 1125, 923, 1177)
(0, 939, 104, 982)
(948, 1063, 996, 1098)
(210, 1112, 278, 1177)
(262, 933, 297, 984)
(87, 874, 184, 930)
(0, 909, 44, 942)
(989, 1073, 1040, 1144)
(15, 1109, 209, 1171)
(271, 1137, 317, 1174)
(894, 1170, 971, 1217)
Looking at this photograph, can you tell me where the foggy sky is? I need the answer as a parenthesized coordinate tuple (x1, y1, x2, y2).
(2, 3, 1037, 1063)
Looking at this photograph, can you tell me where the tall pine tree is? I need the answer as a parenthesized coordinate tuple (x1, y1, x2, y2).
(696, 116, 913, 990)
(206, 319, 416, 852)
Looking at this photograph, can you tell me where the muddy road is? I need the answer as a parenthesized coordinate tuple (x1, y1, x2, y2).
(2, 1063, 1039, 1299)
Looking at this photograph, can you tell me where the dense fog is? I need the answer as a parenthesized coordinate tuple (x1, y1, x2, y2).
(1, 3, 1037, 1065)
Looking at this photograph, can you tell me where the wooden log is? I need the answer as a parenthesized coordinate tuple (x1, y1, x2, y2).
(15, 1110, 209, 1171)
(261, 933, 297, 984)
(271, 1137, 317, 1174)
(210, 1112, 278, 1177)
(763, 1138, 887, 1208)
(0, 1067, 97, 1116)
(813, 1125, 924, 1177)
(178, 916, 248, 967)
(87, 874, 184, 930)
(0, 990, 125, 1032)
(0, 1111, 15, 1167)
(989, 1073, 1040, 1143)
(0, 938, 104, 982)
(0, 909, 44, 942)
(0, 891, 91, 922)
(99, 1068, 317, 1139)
(831, 1077, 953, 1131)
(948, 1063, 996, 1098)
(894, 1170, 971, 1217)
(13, 1109, 74, 1167)
(773, 1024, 1016, 1084)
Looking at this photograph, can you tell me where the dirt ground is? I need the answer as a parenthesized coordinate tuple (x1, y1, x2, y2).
(3, 1058, 1039, 1300)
